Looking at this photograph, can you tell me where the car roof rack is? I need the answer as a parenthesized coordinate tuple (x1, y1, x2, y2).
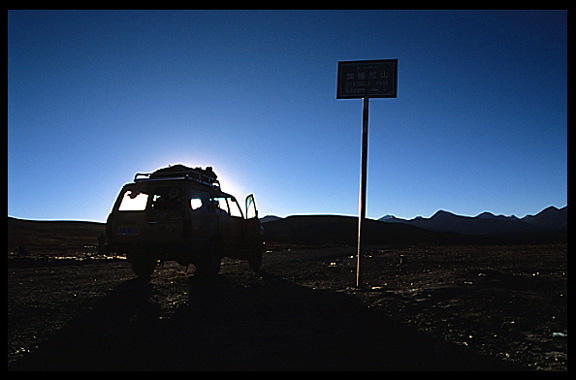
(134, 164, 220, 188)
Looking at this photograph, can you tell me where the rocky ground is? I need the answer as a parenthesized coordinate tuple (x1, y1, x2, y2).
(8, 243, 567, 371)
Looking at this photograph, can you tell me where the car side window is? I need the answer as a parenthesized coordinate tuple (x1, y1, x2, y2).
(208, 197, 229, 214)
(118, 190, 149, 211)
(227, 198, 243, 218)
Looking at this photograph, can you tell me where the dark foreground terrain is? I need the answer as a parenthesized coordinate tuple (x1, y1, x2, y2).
(8, 243, 566, 371)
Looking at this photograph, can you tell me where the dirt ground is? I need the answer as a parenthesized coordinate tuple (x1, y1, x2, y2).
(8, 244, 567, 371)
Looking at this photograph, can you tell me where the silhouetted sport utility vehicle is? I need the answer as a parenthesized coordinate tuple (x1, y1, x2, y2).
(106, 165, 264, 278)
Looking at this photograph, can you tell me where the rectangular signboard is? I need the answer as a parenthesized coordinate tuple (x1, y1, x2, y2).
(337, 59, 397, 99)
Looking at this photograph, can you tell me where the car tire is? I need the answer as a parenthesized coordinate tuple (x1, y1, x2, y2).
(196, 240, 222, 278)
(248, 240, 263, 272)
(131, 258, 157, 279)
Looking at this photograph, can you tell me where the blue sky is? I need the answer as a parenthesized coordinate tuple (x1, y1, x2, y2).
(8, 10, 567, 222)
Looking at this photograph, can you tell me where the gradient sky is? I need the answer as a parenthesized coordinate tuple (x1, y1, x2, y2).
(8, 10, 567, 222)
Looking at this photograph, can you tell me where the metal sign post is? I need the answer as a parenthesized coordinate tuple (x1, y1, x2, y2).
(357, 96, 369, 287)
(337, 59, 397, 288)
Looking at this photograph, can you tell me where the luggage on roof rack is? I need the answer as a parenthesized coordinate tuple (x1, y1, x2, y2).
(134, 164, 220, 188)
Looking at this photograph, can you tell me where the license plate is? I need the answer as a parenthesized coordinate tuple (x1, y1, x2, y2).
(117, 226, 140, 236)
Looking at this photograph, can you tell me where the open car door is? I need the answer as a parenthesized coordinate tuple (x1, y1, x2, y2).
(245, 194, 258, 219)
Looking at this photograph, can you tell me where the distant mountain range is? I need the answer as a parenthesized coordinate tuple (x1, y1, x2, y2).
(261, 206, 566, 246)
(260, 215, 283, 224)
(377, 206, 567, 235)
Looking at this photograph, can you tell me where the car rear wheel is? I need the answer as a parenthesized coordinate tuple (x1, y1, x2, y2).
(131, 258, 158, 279)
(248, 240, 263, 272)
(195, 240, 222, 278)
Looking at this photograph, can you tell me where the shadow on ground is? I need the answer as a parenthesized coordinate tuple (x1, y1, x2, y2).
(10, 271, 522, 371)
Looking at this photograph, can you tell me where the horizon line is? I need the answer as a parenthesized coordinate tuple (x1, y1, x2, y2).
(8, 203, 567, 224)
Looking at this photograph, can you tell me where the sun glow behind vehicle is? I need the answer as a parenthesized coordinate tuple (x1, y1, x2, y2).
(141, 157, 250, 213)
(151, 152, 235, 182)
